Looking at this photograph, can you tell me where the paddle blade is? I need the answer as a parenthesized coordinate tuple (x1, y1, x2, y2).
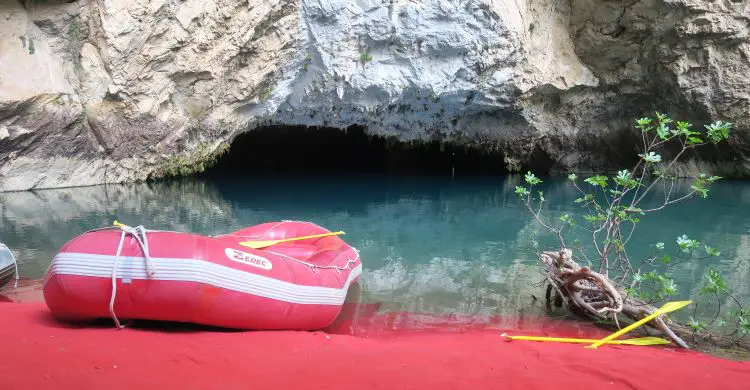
(586, 300, 692, 349)
(619, 337, 672, 346)
(657, 300, 693, 314)
(239, 240, 282, 249)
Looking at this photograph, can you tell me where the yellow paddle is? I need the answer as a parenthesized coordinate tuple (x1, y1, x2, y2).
(239, 231, 345, 249)
(502, 334, 672, 346)
(586, 300, 692, 349)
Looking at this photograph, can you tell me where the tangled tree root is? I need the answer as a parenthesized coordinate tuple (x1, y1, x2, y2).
(540, 249, 690, 348)
(541, 249, 750, 353)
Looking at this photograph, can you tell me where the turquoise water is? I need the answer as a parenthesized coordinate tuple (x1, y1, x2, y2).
(1, 174, 748, 324)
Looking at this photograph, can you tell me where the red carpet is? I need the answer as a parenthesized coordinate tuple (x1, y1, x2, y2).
(0, 303, 748, 390)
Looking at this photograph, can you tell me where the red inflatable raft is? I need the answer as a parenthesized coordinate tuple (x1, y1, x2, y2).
(42, 221, 362, 330)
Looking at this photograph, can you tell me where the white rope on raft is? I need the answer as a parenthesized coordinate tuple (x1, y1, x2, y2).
(263, 248, 360, 273)
(109, 224, 156, 329)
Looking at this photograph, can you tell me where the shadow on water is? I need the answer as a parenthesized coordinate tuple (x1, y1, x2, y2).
(0, 174, 748, 332)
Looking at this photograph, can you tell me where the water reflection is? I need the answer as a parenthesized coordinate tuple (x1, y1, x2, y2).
(0, 174, 748, 325)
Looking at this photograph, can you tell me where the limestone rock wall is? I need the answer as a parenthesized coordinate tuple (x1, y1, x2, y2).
(0, 0, 748, 191)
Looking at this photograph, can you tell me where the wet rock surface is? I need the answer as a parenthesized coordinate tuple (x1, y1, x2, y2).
(1, 0, 748, 191)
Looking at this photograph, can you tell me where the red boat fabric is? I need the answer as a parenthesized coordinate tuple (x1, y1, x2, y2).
(43, 221, 362, 330)
(1, 303, 749, 390)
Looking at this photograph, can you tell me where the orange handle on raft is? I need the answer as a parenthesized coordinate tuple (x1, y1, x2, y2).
(239, 231, 346, 249)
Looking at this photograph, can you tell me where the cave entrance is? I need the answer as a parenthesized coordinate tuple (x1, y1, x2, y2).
(200, 125, 508, 178)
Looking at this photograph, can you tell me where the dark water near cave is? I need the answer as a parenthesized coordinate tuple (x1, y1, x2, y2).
(1, 174, 749, 327)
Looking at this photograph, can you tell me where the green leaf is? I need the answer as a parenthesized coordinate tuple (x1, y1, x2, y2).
(656, 124, 670, 140)
(688, 317, 707, 333)
(625, 287, 642, 299)
(624, 206, 644, 215)
(677, 234, 700, 252)
(524, 171, 542, 186)
(612, 169, 639, 188)
(663, 279, 677, 295)
(568, 173, 577, 182)
(583, 214, 606, 223)
(639, 271, 678, 300)
(574, 194, 594, 203)
(515, 186, 529, 196)
(584, 175, 609, 188)
(704, 245, 720, 257)
(705, 121, 731, 144)
(654, 112, 670, 124)
(739, 317, 750, 335)
(691, 184, 709, 199)
(700, 268, 727, 295)
(635, 117, 653, 131)
(642, 271, 665, 282)
(675, 121, 701, 141)
(639, 151, 662, 163)
(676, 120, 692, 132)
(613, 208, 628, 219)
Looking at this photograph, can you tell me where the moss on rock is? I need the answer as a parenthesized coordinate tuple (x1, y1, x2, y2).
(148, 141, 230, 180)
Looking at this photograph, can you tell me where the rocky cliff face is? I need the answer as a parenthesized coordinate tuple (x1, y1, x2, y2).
(0, 0, 748, 191)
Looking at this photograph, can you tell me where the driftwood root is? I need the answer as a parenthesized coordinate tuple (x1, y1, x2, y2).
(540, 249, 689, 349)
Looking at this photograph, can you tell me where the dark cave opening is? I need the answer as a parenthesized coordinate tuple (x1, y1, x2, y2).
(201, 125, 509, 178)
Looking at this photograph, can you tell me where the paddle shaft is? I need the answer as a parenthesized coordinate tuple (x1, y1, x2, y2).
(240, 231, 345, 248)
(506, 335, 670, 346)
